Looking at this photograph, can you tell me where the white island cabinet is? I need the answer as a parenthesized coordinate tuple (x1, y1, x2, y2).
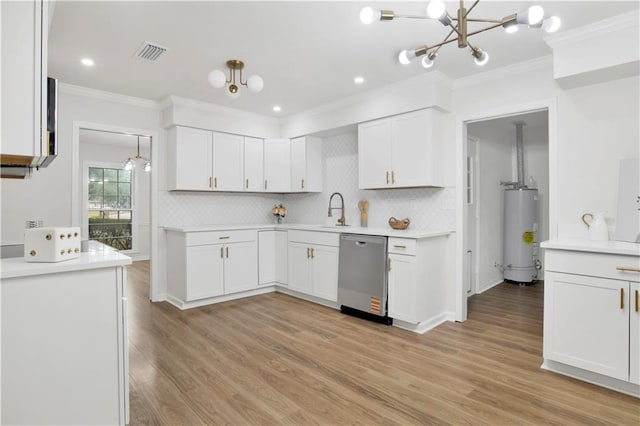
(542, 240, 640, 397)
(1, 243, 131, 425)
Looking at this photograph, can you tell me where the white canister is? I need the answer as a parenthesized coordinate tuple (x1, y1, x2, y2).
(581, 212, 609, 241)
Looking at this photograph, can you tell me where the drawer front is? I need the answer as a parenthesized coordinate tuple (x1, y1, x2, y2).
(185, 230, 257, 246)
(288, 230, 339, 247)
(388, 237, 416, 255)
(545, 249, 640, 282)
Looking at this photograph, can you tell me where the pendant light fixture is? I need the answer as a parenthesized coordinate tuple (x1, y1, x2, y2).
(208, 59, 264, 99)
(360, 0, 561, 69)
(122, 136, 151, 172)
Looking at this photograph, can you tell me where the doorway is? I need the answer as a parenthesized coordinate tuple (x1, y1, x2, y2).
(455, 100, 557, 321)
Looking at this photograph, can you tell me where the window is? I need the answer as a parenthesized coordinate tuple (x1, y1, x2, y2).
(87, 167, 133, 250)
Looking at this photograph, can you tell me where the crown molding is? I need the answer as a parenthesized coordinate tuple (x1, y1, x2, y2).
(160, 95, 279, 125)
(545, 10, 639, 48)
(58, 82, 160, 109)
(453, 55, 553, 90)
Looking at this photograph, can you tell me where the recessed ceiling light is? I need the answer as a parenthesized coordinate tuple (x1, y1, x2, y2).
(273, 106, 281, 112)
(81, 58, 95, 67)
(354, 76, 365, 84)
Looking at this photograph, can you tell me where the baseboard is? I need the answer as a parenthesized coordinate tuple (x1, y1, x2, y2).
(392, 311, 452, 334)
(150, 293, 167, 303)
(166, 286, 277, 310)
(541, 359, 639, 398)
(275, 286, 339, 310)
(476, 278, 503, 294)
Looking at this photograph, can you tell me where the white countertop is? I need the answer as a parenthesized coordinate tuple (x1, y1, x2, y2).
(541, 238, 640, 257)
(1, 241, 132, 279)
(164, 223, 453, 239)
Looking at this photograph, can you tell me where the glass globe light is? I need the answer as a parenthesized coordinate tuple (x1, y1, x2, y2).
(398, 50, 415, 65)
(247, 75, 264, 93)
(427, 0, 446, 19)
(208, 69, 226, 88)
(360, 7, 381, 24)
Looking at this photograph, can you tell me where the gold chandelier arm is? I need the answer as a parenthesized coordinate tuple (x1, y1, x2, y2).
(227, 67, 233, 84)
(239, 66, 247, 87)
(464, 0, 480, 17)
(466, 21, 506, 37)
(463, 18, 503, 24)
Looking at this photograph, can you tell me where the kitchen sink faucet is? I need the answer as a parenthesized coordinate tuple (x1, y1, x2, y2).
(328, 192, 347, 226)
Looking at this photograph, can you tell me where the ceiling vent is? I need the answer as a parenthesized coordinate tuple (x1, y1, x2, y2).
(133, 41, 168, 62)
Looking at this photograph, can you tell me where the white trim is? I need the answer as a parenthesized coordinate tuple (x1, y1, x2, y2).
(160, 95, 279, 126)
(544, 10, 640, 48)
(72, 121, 160, 302)
(82, 160, 138, 254)
(476, 278, 504, 295)
(59, 83, 160, 110)
(455, 98, 557, 322)
(392, 312, 453, 334)
(166, 287, 277, 310)
(453, 56, 553, 90)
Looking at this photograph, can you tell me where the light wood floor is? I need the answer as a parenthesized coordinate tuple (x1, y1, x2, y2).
(127, 262, 640, 425)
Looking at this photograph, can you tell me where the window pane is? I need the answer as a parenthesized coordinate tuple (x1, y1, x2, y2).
(88, 210, 104, 223)
(103, 182, 118, 196)
(88, 182, 103, 195)
(104, 169, 118, 182)
(118, 182, 130, 196)
(103, 196, 118, 209)
(119, 211, 131, 223)
(104, 210, 119, 222)
(89, 168, 103, 182)
(118, 196, 131, 209)
(118, 169, 131, 182)
(88, 195, 103, 209)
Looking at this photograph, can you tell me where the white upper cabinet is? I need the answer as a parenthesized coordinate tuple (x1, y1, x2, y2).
(290, 136, 322, 192)
(1, 0, 47, 164)
(358, 108, 447, 189)
(212, 132, 244, 191)
(167, 126, 213, 191)
(263, 139, 291, 193)
(243, 137, 264, 192)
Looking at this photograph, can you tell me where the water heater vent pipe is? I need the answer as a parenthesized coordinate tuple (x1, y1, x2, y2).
(514, 121, 526, 188)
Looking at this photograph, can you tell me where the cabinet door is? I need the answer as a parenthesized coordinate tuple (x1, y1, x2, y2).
(274, 231, 288, 284)
(185, 244, 224, 300)
(170, 126, 213, 191)
(264, 139, 291, 192)
(212, 132, 244, 191)
(244, 137, 264, 192)
(388, 253, 417, 323)
(1, 0, 46, 162)
(288, 242, 311, 295)
(310, 245, 339, 302)
(630, 282, 640, 385)
(258, 231, 276, 285)
(290, 137, 306, 192)
(358, 118, 392, 189)
(224, 241, 258, 294)
(391, 109, 431, 187)
(545, 272, 629, 381)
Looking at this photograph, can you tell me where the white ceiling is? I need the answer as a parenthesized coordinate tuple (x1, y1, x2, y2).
(49, 1, 639, 117)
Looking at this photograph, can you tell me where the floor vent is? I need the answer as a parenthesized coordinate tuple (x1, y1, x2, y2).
(133, 41, 168, 61)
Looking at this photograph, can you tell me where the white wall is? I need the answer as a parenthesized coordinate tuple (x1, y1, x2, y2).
(283, 131, 456, 232)
(79, 135, 151, 261)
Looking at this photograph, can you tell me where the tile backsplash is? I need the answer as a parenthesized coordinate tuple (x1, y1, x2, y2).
(158, 131, 455, 232)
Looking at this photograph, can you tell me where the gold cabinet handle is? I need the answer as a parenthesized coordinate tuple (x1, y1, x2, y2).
(386, 171, 389, 184)
(392, 171, 396, 184)
(220, 247, 224, 258)
(209, 177, 213, 188)
(635, 290, 639, 313)
(226, 247, 229, 258)
(620, 288, 625, 310)
(219, 236, 229, 240)
(214, 177, 218, 188)
(264, 179, 268, 190)
(307, 247, 310, 259)
(393, 245, 406, 249)
(387, 258, 391, 271)
(301, 178, 305, 189)
(311, 248, 315, 259)
(246, 179, 249, 189)
(616, 266, 640, 273)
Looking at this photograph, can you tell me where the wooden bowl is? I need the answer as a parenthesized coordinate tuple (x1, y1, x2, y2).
(388, 217, 410, 230)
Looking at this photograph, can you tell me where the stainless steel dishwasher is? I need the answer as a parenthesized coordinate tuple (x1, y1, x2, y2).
(338, 233, 392, 325)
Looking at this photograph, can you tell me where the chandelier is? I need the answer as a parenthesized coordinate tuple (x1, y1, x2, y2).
(360, 0, 561, 68)
(123, 136, 151, 172)
(208, 59, 264, 99)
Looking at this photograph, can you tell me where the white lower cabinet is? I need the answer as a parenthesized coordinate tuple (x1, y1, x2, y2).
(387, 253, 417, 323)
(167, 230, 258, 304)
(543, 248, 640, 393)
(258, 230, 287, 285)
(287, 230, 339, 302)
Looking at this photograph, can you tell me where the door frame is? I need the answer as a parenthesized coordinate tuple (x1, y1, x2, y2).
(455, 98, 557, 322)
(71, 121, 160, 301)
(465, 136, 480, 296)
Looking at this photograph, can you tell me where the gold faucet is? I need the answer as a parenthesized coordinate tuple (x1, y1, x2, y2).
(328, 192, 346, 226)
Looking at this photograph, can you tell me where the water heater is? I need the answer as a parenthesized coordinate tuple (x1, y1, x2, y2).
(503, 188, 538, 284)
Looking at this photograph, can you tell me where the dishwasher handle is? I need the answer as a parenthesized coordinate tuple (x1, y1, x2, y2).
(355, 241, 367, 246)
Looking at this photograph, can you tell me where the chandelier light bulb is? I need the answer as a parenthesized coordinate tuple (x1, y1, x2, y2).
(144, 162, 151, 172)
(527, 5, 544, 26)
(247, 75, 264, 93)
(504, 24, 519, 34)
(421, 56, 435, 69)
(208, 69, 226, 88)
(426, 0, 446, 20)
(543, 16, 561, 33)
(123, 159, 134, 171)
(360, 7, 381, 24)
(398, 49, 415, 65)
(473, 49, 489, 66)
